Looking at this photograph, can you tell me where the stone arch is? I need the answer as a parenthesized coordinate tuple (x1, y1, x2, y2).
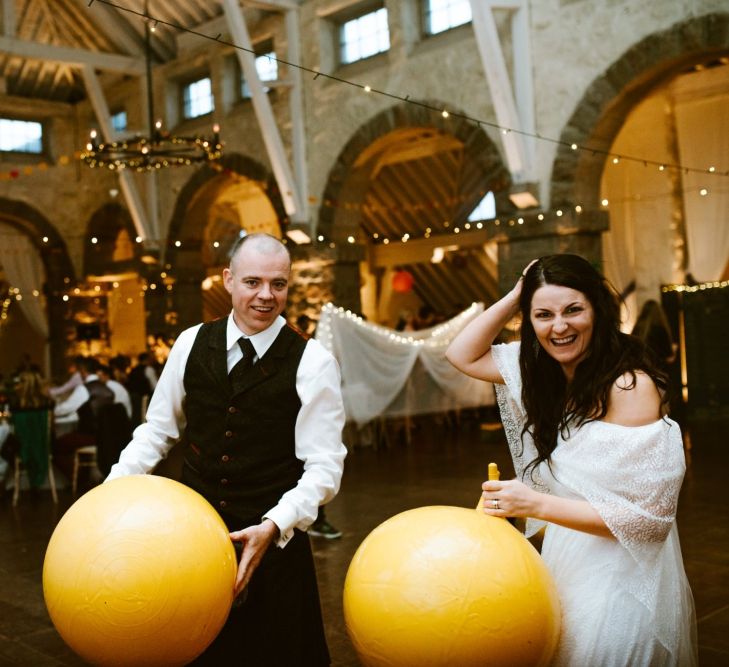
(164, 153, 287, 332)
(316, 101, 511, 314)
(167, 152, 287, 246)
(0, 198, 75, 377)
(318, 100, 511, 243)
(551, 12, 729, 208)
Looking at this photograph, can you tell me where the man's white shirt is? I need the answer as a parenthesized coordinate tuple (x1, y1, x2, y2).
(107, 314, 346, 548)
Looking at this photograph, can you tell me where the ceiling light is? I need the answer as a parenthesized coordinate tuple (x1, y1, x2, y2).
(286, 228, 312, 245)
(508, 182, 539, 209)
(81, 7, 221, 173)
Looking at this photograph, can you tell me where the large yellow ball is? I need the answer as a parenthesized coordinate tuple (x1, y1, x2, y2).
(343, 506, 560, 667)
(43, 475, 237, 667)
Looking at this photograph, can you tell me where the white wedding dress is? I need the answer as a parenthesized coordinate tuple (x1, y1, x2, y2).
(491, 342, 697, 667)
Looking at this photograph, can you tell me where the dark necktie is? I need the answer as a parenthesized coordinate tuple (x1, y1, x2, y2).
(230, 337, 256, 379)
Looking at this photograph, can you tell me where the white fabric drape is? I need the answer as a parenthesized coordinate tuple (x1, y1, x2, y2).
(601, 165, 638, 330)
(675, 93, 729, 282)
(0, 224, 49, 339)
(601, 93, 679, 330)
(316, 303, 494, 426)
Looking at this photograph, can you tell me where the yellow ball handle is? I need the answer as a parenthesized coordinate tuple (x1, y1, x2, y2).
(475, 462, 500, 511)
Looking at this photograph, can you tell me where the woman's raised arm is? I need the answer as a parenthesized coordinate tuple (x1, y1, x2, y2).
(446, 265, 532, 383)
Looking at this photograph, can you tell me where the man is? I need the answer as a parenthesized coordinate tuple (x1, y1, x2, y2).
(53, 356, 114, 479)
(125, 352, 155, 427)
(96, 364, 134, 476)
(97, 364, 132, 420)
(107, 233, 346, 666)
(48, 355, 85, 401)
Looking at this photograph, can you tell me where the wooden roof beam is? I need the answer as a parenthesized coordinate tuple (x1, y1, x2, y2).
(0, 36, 144, 74)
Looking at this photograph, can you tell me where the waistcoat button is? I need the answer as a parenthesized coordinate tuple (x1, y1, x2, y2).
(228, 406, 236, 414)
(221, 478, 228, 485)
(225, 430, 233, 437)
(221, 454, 230, 462)
(219, 500, 227, 508)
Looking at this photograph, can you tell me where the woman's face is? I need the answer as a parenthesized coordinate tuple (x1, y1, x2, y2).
(529, 284, 595, 379)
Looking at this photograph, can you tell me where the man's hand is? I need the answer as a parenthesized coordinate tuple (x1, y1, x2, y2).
(229, 519, 280, 597)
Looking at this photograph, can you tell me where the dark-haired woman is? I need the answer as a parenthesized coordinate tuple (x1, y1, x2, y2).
(446, 254, 696, 666)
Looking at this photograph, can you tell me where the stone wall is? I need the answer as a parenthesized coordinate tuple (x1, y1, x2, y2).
(0, 0, 726, 372)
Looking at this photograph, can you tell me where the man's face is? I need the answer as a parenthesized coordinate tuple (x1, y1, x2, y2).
(223, 242, 290, 335)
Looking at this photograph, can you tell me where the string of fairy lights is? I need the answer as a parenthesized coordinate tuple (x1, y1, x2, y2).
(78, 1, 729, 251)
(2, 1, 728, 327)
(0, 271, 177, 329)
(2, 0, 725, 249)
(87, 0, 729, 180)
(316, 301, 483, 351)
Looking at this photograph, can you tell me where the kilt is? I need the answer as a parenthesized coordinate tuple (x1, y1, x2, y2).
(190, 514, 329, 667)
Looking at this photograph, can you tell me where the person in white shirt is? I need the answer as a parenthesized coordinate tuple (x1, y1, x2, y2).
(53, 357, 114, 480)
(52, 357, 100, 434)
(48, 355, 84, 401)
(97, 365, 132, 420)
(107, 233, 346, 666)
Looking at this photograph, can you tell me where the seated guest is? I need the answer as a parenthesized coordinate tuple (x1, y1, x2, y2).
(53, 357, 114, 481)
(97, 364, 132, 420)
(49, 355, 85, 401)
(95, 365, 133, 477)
(6, 369, 53, 492)
(126, 352, 156, 427)
(13, 368, 51, 410)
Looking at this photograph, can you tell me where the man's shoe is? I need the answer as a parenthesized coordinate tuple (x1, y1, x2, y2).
(308, 519, 342, 539)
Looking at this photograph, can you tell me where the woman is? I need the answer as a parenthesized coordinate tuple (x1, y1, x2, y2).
(7, 368, 53, 490)
(446, 254, 696, 666)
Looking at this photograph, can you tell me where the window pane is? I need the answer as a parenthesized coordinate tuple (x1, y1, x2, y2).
(111, 110, 127, 132)
(0, 119, 43, 153)
(183, 77, 214, 119)
(241, 52, 278, 99)
(340, 7, 390, 65)
(425, 0, 472, 35)
(256, 52, 278, 82)
(468, 192, 496, 221)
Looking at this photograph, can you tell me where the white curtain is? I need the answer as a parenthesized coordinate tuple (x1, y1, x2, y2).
(0, 224, 49, 339)
(601, 165, 638, 330)
(601, 93, 680, 330)
(316, 303, 495, 426)
(675, 93, 729, 282)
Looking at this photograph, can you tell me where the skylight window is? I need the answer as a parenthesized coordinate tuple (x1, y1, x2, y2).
(468, 191, 496, 221)
(111, 110, 127, 132)
(242, 52, 278, 98)
(183, 77, 214, 119)
(0, 119, 43, 153)
(424, 0, 472, 36)
(340, 7, 390, 65)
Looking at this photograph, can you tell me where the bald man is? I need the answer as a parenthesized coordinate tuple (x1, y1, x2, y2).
(107, 233, 346, 665)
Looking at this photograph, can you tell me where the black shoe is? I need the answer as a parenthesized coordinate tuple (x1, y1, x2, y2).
(308, 519, 342, 539)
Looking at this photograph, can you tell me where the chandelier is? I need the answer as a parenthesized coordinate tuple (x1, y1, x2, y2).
(81, 6, 222, 172)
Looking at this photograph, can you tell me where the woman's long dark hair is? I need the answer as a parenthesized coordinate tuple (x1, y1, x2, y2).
(518, 254, 668, 477)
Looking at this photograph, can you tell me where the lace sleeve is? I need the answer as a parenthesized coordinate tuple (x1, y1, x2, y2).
(491, 342, 549, 536)
(558, 419, 685, 558)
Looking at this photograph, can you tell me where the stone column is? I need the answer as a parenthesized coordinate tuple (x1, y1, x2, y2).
(288, 242, 365, 327)
(169, 245, 205, 335)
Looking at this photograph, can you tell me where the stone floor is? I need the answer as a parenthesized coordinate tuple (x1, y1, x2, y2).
(0, 410, 727, 665)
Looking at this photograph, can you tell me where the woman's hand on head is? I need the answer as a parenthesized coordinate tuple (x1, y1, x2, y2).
(508, 259, 539, 304)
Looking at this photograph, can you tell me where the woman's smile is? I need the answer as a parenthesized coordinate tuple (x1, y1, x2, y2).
(530, 284, 595, 378)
